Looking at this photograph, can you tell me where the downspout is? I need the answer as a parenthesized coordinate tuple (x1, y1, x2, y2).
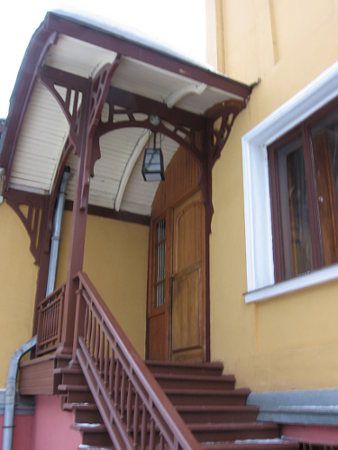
(2, 335, 37, 450)
(46, 167, 70, 295)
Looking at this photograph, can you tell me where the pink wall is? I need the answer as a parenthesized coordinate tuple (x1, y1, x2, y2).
(31, 396, 81, 450)
(0, 415, 34, 450)
(283, 424, 338, 445)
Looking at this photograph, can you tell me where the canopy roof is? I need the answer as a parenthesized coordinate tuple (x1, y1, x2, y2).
(0, 11, 251, 217)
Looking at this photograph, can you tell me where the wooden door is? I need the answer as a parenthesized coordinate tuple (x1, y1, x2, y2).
(171, 191, 205, 361)
(146, 147, 207, 362)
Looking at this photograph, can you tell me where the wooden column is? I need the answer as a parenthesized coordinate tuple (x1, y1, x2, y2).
(57, 62, 120, 355)
(59, 85, 92, 354)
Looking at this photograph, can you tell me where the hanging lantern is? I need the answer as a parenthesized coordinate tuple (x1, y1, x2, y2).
(142, 133, 165, 182)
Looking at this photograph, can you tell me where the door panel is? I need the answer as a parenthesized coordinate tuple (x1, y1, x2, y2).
(171, 266, 201, 352)
(148, 313, 167, 360)
(171, 192, 205, 361)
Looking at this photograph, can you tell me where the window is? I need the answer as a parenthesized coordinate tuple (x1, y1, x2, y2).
(268, 101, 338, 282)
(242, 62, 338, 302)
(154, 218, 166, 307)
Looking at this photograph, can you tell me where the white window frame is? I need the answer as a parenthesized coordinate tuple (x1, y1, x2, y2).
(242, 62, 338, 303)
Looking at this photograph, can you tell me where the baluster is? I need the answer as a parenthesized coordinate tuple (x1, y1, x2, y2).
(158, 434, 164, 450)
(90, 311, 96, 362)
(140, 404, 147, 450)
(120, 369, 127, 418)
(149, 420, 155, 450)
(132, 393, 139, 446)
(99, 327, 104, 375)
(104, 336, 109, 385)
(126, 380, 133, 432)
(94, 317, 100, 365)
(52, 301, 57, 340)
(84, 302, 89, 344)
(114, 360, 120, 406)
(86, 308, 92, 347)
(109, 347, 115, 396)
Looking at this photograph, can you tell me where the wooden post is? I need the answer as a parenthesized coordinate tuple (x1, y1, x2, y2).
(58, 84, 92, 355)
(57, 62, 120, 356)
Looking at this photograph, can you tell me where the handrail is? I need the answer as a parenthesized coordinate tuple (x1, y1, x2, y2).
(36, 284, 65, 356)
(73, 271, 201, 450)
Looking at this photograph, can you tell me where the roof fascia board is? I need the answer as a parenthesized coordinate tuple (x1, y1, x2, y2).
(45, 12, 252, 100)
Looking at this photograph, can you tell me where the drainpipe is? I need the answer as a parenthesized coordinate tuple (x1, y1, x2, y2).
(46, 167, 70, 296)
(2, 335, 37, 450)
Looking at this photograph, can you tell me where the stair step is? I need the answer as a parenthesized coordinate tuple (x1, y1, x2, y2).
(177, 405, 258, 423)
(154, 373, 236, 390)
(78, 446, 113, 450)
(202, 439, 299, 449)
(166, 388, 251, 406)
(60, 384, 94, 403)
(55, 367, 86, 384)
(73, 423, 112, 447)
(63, 402, 97, 411)
(190, 422, 279, 442)
(147, 360, 224, 376)
(58, 384, 89, 392)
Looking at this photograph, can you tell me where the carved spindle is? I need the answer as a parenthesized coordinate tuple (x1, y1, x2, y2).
(109, 347, 115, 396)
(94, 319, 100, 364)
(149, 420, 155, 450)
(114, 360, 121, 405)
(159, 434, 164, 450)
(84, 303, 89, 344)
(140, 404, 147, 450)
(104, 337, 109, 385)
(99, 328, 104, 374)
(120, 370, 127, 418)
(126, 381, 133, 432)
(132, 393, 139, 446)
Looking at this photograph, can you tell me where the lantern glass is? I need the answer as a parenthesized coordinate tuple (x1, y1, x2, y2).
(142, 147, 164, 181)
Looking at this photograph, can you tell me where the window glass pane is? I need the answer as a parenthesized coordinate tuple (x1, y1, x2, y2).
(154, 219, 166, 307)
(277, 137, 313, 278)
(311, 108, 338, 266)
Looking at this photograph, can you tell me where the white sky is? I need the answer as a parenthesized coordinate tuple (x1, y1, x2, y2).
(0, 0, 207, 118)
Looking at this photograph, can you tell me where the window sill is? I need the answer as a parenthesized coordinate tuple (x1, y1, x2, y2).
(244, 263, 338, 303)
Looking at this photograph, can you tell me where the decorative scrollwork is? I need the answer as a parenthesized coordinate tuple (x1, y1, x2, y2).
(207, 99, 246, 166)
(96, 94, 205, 163)
(6, 189, 49, 264)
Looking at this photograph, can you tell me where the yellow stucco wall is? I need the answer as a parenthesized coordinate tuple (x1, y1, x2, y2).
(210, 0, 338, 390)
(56, 211, 149, 357)
(0, 203, 38, 386)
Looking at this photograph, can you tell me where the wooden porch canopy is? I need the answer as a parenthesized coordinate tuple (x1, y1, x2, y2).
(0, 11, 251, 224)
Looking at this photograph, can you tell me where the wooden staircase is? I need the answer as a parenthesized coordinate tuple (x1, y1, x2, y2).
(56, 359, 299, 450)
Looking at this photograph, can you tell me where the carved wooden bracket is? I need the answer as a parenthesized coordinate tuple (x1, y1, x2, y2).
(40, 66, 87, 149)
(97, 86, 206, 163)
(206, 99, 246, 167)
(6, 189, 50, 264)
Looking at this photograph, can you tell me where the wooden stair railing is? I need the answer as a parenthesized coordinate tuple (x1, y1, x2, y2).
(36, 284, 65, 356)
(72, 271, 202, 450)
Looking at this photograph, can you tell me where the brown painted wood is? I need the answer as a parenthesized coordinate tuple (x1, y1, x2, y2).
(152, 147, 202, 218)
(171, 191, 206, 361)
(147, 147, 207, 362)
(19, 357, 56, 395)
(64, 199, 150, 225)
